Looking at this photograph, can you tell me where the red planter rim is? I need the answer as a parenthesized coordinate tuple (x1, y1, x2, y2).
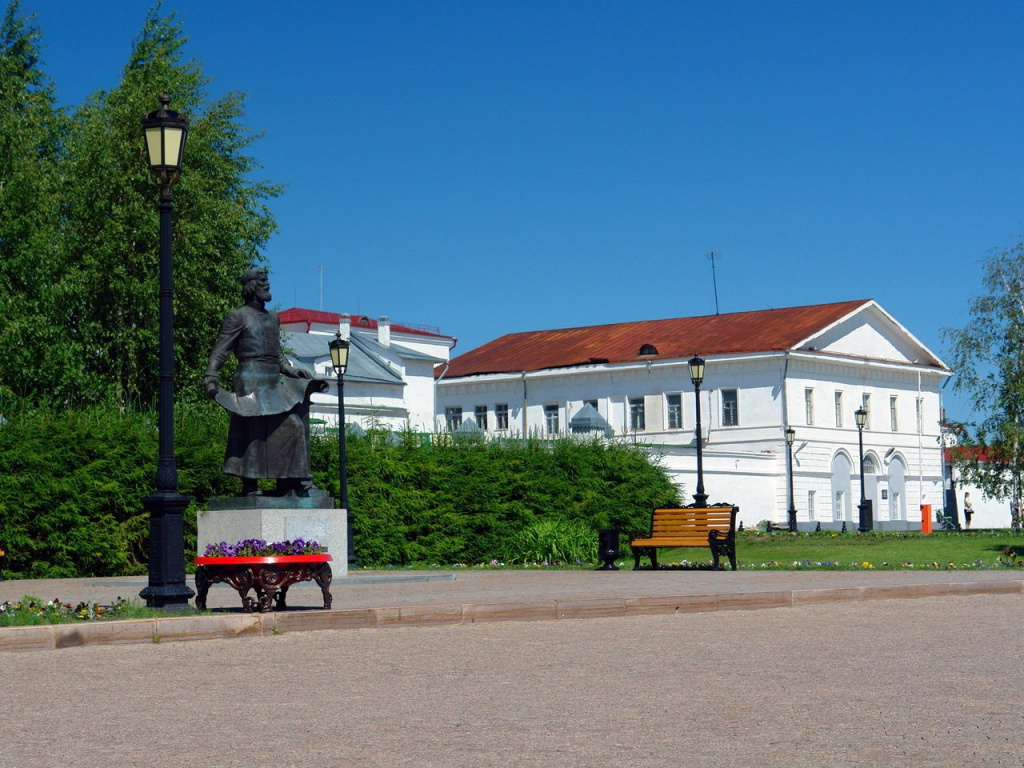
(195, 553, 333, 566)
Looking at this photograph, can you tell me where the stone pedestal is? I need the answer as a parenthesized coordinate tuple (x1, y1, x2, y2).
(197, 495, 348, 577)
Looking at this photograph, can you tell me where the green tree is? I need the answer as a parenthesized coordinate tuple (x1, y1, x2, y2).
(49, 5, 281, 407)
(943, 241, 1024, 524)
(0, 1, 66, 402)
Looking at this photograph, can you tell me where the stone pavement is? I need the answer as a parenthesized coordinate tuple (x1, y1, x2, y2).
(2, 569, 1023, 767)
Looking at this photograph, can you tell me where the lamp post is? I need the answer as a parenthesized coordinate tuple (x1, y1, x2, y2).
(329, 332, 354, 565)
(139, 94, 194, 609)
(785, 426, 797, 532)
(855, 406, 873, 532)
(689, 354, 708, 507)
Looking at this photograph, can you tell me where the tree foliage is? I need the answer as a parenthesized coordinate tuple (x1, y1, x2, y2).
(943, 240, 1024, 512)
(0, 1, 66, 403)
(0, 2, 281, 407)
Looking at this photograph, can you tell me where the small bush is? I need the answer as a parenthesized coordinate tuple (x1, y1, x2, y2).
(501, 518, 598, 564)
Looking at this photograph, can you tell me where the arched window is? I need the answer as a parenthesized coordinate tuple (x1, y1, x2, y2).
(830, 452, 853, 522)
(888, 455, 907, 521)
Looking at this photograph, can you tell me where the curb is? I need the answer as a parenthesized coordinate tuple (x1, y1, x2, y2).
(3, 578, 1022, 653)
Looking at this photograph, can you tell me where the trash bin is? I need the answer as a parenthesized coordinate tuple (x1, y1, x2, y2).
(920, 504, 932, 534)
(597, 529, 621, 570)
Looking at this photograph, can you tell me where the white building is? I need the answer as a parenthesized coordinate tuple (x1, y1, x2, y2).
(279, 309, 455, 433)
(435, 300, 952, 530)
(944, 444, 1022, 530)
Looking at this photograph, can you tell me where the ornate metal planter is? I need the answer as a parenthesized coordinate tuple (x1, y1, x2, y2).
(194, 554, 333, 613)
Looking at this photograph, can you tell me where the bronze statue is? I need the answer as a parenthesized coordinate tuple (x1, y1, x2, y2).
(205, 269, 326, 497)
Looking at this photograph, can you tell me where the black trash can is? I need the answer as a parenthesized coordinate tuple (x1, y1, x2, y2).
(597, 529, 621, 571)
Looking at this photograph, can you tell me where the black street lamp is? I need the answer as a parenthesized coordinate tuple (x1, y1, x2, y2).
(689, 354, 708, 507)
(785, 426, 797, 532)
(329, 332, 355, 565)
(854, 406, 873, 532)
(139, 94, 194, 609)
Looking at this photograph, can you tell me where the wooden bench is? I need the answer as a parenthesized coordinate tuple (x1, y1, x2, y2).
(630, 505, 738, 571)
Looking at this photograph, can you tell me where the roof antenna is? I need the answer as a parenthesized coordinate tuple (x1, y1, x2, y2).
(315, 265, 327, 310)
(708, 250, 721, 315)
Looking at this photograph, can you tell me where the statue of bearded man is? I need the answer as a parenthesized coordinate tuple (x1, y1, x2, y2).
(204, 268, 326, 497)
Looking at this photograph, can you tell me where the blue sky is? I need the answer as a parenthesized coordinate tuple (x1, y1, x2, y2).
(23, 1, 1024, 422)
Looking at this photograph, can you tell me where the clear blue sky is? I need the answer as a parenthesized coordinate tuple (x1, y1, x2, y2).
(23, 1, 1024, 422)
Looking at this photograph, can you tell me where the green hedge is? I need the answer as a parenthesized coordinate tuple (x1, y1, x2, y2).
(312, 432, 680, 567)
(0, 406, 680, 576)
(0, 404, 234, 578)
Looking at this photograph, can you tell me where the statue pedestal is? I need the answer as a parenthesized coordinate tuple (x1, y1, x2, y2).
(198, 496, 348, 577)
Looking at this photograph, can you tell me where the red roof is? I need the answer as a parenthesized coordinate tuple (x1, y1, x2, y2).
(945, 446, 998, 463)
(443, 300, 872, 378)
(278, 308, 449, 340)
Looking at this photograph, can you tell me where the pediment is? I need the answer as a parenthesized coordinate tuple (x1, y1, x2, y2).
(795, 301, 947, 368)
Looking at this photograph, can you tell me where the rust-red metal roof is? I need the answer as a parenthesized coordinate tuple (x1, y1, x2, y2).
(443, 300, 871, 378)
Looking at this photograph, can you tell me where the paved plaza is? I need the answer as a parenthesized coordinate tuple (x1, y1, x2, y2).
(2, 569, 1024, 766)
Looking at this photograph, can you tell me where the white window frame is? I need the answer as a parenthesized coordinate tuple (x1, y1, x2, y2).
(629, 397, 646, 431)
(445, 406, 462, 431)
(666, 393, 683, 430)
(722, 389, 739, 427)
(544, 404, 559, 435)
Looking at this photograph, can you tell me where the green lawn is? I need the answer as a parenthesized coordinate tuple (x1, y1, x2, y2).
(642, 530, 1024, 571)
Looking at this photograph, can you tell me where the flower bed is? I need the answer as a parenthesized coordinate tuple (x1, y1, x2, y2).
(195, 539, 332, 613)
(202, 538, 323, 558)
(1, 596, 133, 626)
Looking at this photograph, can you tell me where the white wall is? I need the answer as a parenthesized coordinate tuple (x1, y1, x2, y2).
(436, 351, 948, 530)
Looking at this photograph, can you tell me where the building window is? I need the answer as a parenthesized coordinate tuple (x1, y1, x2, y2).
(496, 403, 509, 431)
(445, 406, 462, 431)
(889, 396, 898, 432)
(835, 391, 843, 428)
(916, 398, 923, 433)
(629, 397, 646, 431)
(475, 405, 488, 431)
(834, 490, 844, 522)
(544, 404, 559, 434)
(805, 388, 814, 426)
(807, 490, 816, 522)
(666, 393, 683, 429)
(862, 393, 871, 429)
(722, 389, 739, 426)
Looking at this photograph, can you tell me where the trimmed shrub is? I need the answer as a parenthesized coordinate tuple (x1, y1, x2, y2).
(313, 431, 680, 567)
(0, 406, 680, 575)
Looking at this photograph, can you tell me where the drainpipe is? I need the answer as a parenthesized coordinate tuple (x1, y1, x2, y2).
(917, 368, 923, 511)
(781, 351, 792, 526)
(781, 352, 791, 430)
(522, 371, 529, 437)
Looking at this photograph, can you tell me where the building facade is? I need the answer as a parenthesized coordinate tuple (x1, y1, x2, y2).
(435, 300, 951, 530)
(279, 309, 455, 433)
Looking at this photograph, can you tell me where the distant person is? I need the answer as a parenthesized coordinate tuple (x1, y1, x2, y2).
(963, 492, 974, 529)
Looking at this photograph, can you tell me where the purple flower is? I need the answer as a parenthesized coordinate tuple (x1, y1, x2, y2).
(203, 538, 323, 557)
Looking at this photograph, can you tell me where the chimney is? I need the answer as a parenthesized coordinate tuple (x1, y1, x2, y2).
(338, 313, 351, 341)
(378, 315, 391, 347)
